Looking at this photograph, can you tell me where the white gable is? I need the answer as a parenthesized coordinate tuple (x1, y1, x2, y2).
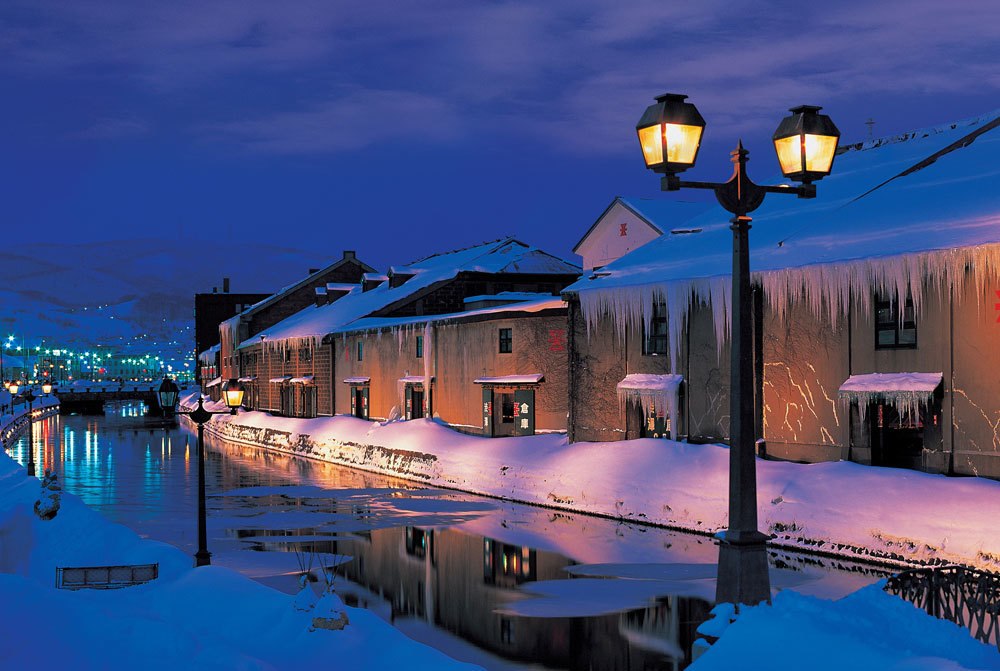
(575, 201, 661, 271)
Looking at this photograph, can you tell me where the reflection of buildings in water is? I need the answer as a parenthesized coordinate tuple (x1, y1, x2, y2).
(619, 597, 712, 671)
(333, 525, 706, 671)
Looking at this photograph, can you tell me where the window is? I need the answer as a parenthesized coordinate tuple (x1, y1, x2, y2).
(499, 328, 512, 354)
(357, 341, 364, 361)
(875, 293, 917, 349)
(283, 348, 292, 363)
(300, 347, 311, 363)
(416, 335, 424, 359)
(644, 302, 668, 356)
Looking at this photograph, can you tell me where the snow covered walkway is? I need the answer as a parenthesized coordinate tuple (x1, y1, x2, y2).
(0, 405, 478, 671)
(195, 396, 1000, 571)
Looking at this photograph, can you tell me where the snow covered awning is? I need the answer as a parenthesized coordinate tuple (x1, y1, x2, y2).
(343, 376, 370, 385)
(616, 374, 684, 422)
(237, 376, 257, 382)
(204, 377, 223, 388)
(269, 376, 292, 384)
(399, 376, 434, 384)
(838, 372, 943, 420)
(474, 374, 544, 385)
(289, 375, 314, 384)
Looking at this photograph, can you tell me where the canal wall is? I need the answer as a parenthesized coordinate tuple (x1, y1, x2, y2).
(184, 396, 1000, 573)
(0, 400, 60, 451)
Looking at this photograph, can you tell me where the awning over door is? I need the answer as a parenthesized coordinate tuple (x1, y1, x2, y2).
(616, 373, 684, 420)
(838, 372, 943, 420)
(343, 376, 371, 385)
(237, 376, 256, 382)
(473, 374, 544, 385)
(399, 375, 434, 384)
(290, 375, 314, 384)
(269, 376, 292, 383)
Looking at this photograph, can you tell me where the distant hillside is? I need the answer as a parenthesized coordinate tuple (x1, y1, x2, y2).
(0, 239, 337, 358)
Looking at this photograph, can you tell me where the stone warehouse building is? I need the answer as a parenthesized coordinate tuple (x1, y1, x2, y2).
(213, 251, 375, 406)
(564, 110, 1000, 477)
(229, 239, 580, 434)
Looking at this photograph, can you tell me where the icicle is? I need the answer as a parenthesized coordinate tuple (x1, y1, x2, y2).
(579, 243, 1000, 363)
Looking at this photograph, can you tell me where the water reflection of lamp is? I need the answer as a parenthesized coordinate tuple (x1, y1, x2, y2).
(157, 376, 243, 567)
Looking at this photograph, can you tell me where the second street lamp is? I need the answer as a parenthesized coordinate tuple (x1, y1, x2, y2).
(157, 376, 244, 567)
(636, 93, 839, 608)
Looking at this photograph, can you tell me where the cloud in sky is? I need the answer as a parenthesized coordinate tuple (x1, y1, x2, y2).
(1, 0, 997, 156)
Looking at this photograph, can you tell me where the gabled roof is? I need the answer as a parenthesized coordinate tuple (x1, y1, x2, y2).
(571, 196, 708, 253)
(240, 238, 578, 347)
(236, 252, 376, 320)
(565, 109, 1000, 295)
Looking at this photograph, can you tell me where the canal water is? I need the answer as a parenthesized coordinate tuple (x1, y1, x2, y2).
(7, 404, 889, 670)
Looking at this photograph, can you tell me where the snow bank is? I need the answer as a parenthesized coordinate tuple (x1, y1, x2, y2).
(0, 409, 479, 670)
(692, 584, 1000, 670)
(193, 396, 1000, 571)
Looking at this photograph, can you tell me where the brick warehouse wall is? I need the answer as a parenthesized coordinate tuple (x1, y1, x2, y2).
(334, 310, 569, 433)
(235, 339, 331, 415)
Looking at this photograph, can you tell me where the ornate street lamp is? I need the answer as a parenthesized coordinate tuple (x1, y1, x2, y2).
(8, 381, 19, 395)
(157, 376, 242, 567)
(41, 380, 53, 395)
(221, 379, 245, 409)
(636, 93, 839, 608)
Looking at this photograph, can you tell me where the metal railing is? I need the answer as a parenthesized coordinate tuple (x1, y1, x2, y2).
(55, 563, 159, 590)
(885, 565, 1000, 650)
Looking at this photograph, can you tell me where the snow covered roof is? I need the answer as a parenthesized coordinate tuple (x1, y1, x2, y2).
(198, 344, 220, 364)
(235, 253, 376, 320)
(474, 374, 544, 385)
(237, 376, 256, 382)
(838, 372, 943, 421)
(289, 375, 314, 384)
(839, 372, 942, 395)
(566, 111, 1000, 296)
(336, 297, 565, 335)
(572, 197, 708, 252)
(399, 375, 434, 384)
(343, 376, 370, 384)
(565, 111, 1000, 364)
(269, 376, 291, 383)
(617, 373, 684, 393)
(463, 291, 552, 304)
(240, 239, 577, 347)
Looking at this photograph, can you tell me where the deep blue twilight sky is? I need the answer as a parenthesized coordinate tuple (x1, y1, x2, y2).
(1, 0, 998, 275)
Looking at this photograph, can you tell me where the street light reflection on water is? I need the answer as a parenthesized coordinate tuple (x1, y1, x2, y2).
(5, 402, 890, 670)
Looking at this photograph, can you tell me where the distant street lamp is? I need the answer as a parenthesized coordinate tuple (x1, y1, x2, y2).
(157, 376, 244, 567)
(636, 93, 840, 607)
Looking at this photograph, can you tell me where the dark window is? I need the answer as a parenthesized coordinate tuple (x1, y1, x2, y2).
(283, 348, 292, 363)
(300, 347, 311, 363)
(416, 335, 424, 359)
(644, 302, 668, 356)
(357, 341, 364, 361)
(499, 328, 512, 354)
(875, 294, 917, 349)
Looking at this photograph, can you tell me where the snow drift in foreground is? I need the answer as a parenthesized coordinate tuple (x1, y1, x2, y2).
(0, 446, 477, 670)
(193, 394, 1000, 571)
(692, 584, 1000, 671)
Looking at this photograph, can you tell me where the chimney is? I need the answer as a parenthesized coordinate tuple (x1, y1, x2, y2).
(223, 277, 230, 293)
(343, 251, 357, 260)
(388, 267, 415, 288)
(362, 273, 387, 292)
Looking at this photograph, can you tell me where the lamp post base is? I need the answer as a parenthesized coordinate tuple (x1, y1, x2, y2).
(194, 550, 212, 567)
(716, 534, 771, 608)
(27, 462, 35, 477)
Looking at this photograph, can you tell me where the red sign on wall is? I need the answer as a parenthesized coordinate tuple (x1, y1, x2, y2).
(548, 329, 566, 351)
(619, 222, 628, 237)
(995, 291, 1000, 322)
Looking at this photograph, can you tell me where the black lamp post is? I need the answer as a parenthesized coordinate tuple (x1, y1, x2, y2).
(637, 93, 840, 607)
(157, 376, 244, 567)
